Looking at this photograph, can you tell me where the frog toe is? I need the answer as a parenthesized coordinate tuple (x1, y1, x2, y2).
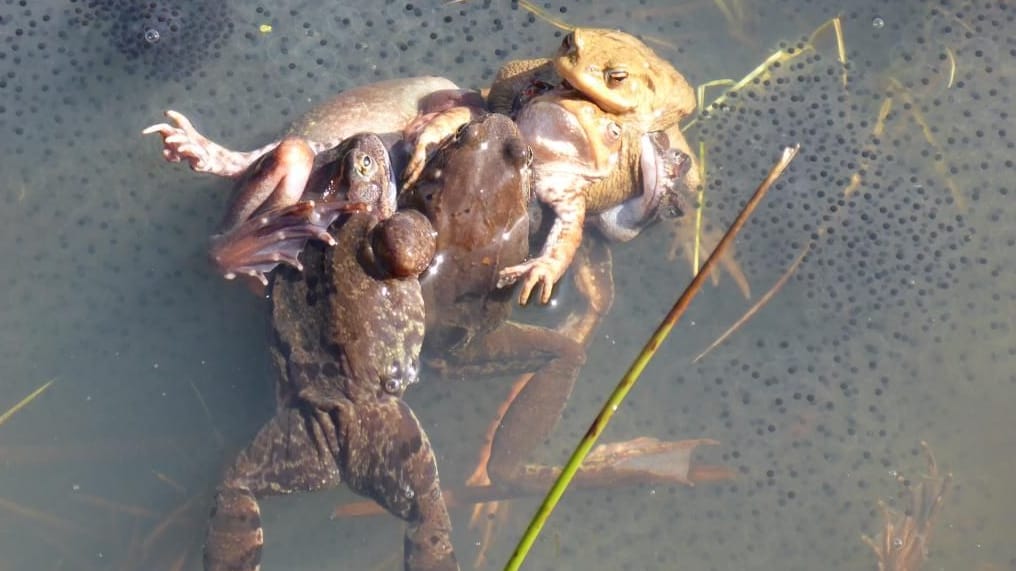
(210, 200, 351, 283)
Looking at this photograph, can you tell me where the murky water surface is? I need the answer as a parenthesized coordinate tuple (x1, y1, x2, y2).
(1, 1, 1012, 569)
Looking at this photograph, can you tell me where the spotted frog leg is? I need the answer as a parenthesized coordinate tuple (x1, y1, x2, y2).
(206, 391, 456, 571)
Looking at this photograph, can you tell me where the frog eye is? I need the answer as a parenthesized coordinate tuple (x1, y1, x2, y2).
(606, 121, 621, 142)
(360, 153, 373, 170)
(452, 123, 470, 143)
(383, 377, 403, 394)
(606, 69, 629, 86)
(561, 32, 574, 51)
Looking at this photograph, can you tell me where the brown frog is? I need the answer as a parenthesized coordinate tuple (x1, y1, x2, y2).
(489, 28, 697, 133)
(402, 113, 716, 498)
(142, 76, 485, 283)
(488, 29, 709, 303)
(205, 133, 397, 283)
(489, 27, 755, 302)
(495, 90, 694, 303)
(202, 137, 459, 571)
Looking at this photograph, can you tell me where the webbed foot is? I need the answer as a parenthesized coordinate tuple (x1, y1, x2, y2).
(210, 200, 359, 285)
(142, 110, 268, 177)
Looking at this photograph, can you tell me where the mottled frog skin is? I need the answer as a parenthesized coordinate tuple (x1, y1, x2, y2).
(203, 190, 460, 570)
(488, 28, 696, 133)
(400, 114, 693, 497)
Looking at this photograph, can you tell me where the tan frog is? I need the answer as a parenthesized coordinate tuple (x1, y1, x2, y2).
(489, 29, 715, 303)
(400, 113, 717, 493)
(491, 28, 696, 132)
(495, 88, 701, 303)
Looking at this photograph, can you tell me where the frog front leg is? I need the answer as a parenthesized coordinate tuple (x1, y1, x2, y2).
(486, 58, 558, 116)
(497, 180, 586, 305)
(401, 89, 487, 187)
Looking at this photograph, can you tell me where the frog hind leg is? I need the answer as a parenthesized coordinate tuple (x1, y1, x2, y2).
(209, 200, 351, 286)
(142, 110, 277, 177)
(481, 239, 731, 488)
(220, 137, 317, 230)
(313, 393, 458, 571)
(206, 395, 460, 571)
(204, 407, 342, 571)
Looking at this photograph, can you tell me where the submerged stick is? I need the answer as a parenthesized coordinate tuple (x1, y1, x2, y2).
(504, 145, 799, 571)
(335, 444, 734, 518)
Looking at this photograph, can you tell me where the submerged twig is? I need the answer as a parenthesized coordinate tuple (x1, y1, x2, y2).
(0, 496, 90, 536)
(693, 245, 808, 363)
(862, 441, 952, 571)
(335, 445, 733, 519)
(504, 145, 799, 571)
(188, 379, 225, 449)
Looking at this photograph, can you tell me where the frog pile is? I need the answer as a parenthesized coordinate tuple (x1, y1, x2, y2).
(144, 28, 728, 571)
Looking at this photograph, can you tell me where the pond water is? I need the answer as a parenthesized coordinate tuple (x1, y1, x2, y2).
(0, 0, 1012, 570)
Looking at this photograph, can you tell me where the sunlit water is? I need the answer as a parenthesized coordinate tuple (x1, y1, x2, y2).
(0, 1, 1012, 570)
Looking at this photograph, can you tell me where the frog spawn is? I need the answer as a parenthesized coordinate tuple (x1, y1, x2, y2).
(608, 4, 1013, 568)
(77, 0, 234, 80)
(0, 0, 1014, 570)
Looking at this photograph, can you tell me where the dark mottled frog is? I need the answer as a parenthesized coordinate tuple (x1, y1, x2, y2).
(202, 170, 459, 570)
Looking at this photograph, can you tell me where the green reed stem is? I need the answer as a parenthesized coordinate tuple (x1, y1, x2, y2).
(504, 145, 799, 571)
